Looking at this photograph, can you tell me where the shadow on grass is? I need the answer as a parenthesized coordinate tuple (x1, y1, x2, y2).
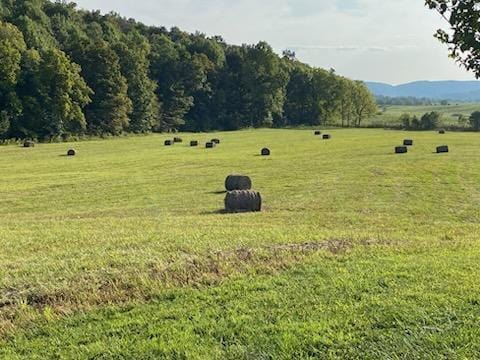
(208, 190, 227, 195)
(201, 209, 263, 215)
(200, 209, 228, 215)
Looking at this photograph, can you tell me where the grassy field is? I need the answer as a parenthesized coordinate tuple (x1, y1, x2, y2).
(1, 129, 480, 358)
(367, 103, 480, 127)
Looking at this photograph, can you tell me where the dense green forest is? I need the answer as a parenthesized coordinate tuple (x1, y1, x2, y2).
(0, 0, 376, 141)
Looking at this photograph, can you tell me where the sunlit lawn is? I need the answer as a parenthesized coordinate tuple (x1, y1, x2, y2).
(1, 129, 480, 358)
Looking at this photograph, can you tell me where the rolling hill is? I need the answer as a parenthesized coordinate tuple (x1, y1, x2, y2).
(365, 80, 480, 101)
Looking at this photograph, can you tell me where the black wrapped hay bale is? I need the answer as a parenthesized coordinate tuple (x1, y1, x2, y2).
(173, 137, 183, 143)
(23, 140, 35, 148)
(206, 142, 216, 149)
(323, 134, 331, 140)
(314, 130, 321, 136)
(439, 129, 446, 134)
(261, 148, 270, 156)
(211, 138, 220, 144)
(403, 139, 413, 146)
(67, 149, 76, 156)
(190, 140, 199, 147)
(165, 140, 173, 146)
(225, 175, 252, 191)
(437, 145, 449, 153)
(225, 190, 262, 213)
(395, 146, 408, 154)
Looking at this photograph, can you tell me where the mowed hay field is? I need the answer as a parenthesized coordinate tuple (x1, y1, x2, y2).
(1, 129, 480, 358)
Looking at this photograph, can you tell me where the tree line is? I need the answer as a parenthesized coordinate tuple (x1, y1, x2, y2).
(0, 0, 377, 141)
(399, 111, 480, 131)
(376, 96, 435, 106)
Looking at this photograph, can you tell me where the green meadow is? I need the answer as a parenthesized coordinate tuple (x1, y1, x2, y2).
(1, 129, 480, 358)
(367, 103, 480, 127)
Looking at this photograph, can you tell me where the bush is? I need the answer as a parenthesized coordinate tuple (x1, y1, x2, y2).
(469, 111, 480, 130)
(399, 112, 440, 130)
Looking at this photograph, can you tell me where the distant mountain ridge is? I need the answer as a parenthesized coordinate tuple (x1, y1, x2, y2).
(365, 80, 480, 101)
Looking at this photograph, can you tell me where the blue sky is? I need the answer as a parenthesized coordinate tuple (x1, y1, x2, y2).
(73, 0, 477, 84)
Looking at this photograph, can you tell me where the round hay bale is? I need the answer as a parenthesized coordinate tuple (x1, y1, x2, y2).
(165, 140, 173, 146)
(261, 148, 270, 156)
(23, 140, 35, 148)
(439, 129, 446, 134)
(67, 149, 76, 156)
(403, 139, 413, 146)
(206, 142, 216, 149)
(395, 146, 408, 154)
(436, 145, 449, 153)
(190, 140, 199, 147)
(225, 175, 252, 191)
(314, 130, 321, 136)
(211, 138, 220, 144)
(173, 137, 183, 143)
(225, 190, 262, 213)
(323, 134, 331, 140)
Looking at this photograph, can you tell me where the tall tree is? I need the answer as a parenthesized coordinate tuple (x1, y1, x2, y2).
(311, 68, 342, 125)
(149, 33, 191, 132)
(184, 33, 225, 131)
(8, 0, 56, 50)
(0, 21, 26, 137)
(469, 111, 480, 130)
(241, 42, 289, 128)
(351, 81, 377, 127)
(338, 78, 354, 128)
(426, 0, 480, 77)
(284, 64, 318, 126)
(13, 48, 91, 139)
(75, 35, 131, 135)
(114, 30, 159, 133)
(37, 48, 91, 136)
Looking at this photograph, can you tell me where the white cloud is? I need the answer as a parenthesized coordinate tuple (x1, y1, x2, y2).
(73, 0, 476, 84)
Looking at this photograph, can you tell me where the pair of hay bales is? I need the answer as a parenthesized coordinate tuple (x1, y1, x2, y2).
(23, 141, 75, 156)
(206, 138, 221, 149)
(396, 146, 449, 154)
(437, 132, 449, 152)
(224, 175, 261, 212)
(164, 137, 183, 146)
(395, 139, 449, 154)
(395, 139, 413, 154)
(314, 131, 331, 139)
